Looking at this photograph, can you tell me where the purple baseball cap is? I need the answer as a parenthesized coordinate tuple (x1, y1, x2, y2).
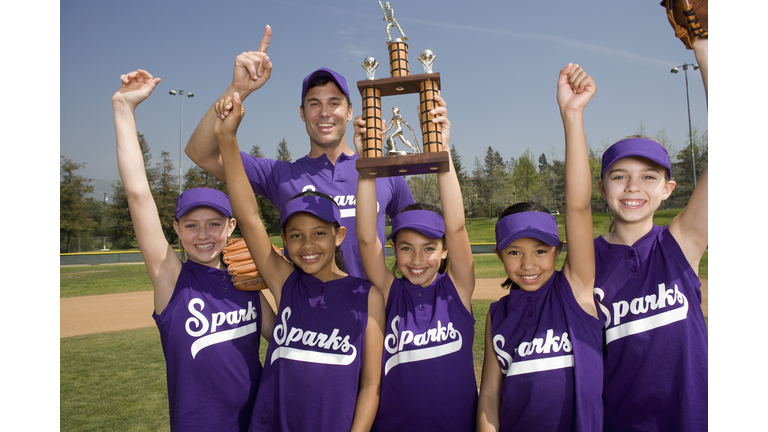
(387, 210, 446, 241)
(495, 212, 560, 251)
(279, 195, 342, 232)
(175, 188, 232, 219)
(601, 137, 672, 179)
(301, 67, 350, 103)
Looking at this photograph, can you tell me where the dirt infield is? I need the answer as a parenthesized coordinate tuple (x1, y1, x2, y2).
(60, 278, 708, 338)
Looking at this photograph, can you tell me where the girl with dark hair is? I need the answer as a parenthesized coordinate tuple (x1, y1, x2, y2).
(213, 92, 385, 432)
(354, 94, 479, 431)
(477, 64, 603, 431)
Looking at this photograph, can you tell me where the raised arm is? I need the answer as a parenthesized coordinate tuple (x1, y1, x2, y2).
(669, 37, 707, 274)
(557, 64, 598, 318)
(214, 92, 294, 306)
(353, 116, 396, 302)
(112, 70, 181, 314)
(350, 284, 385, 432)
(432, 95, 474, 313)
(476, 314, 502, 431)
(186, 25, 272, 181)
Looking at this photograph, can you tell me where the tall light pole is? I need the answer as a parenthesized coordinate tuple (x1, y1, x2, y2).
(169, 89, 194, 195)
(671, 63, 699, 188)
(170, 89, 193, 255)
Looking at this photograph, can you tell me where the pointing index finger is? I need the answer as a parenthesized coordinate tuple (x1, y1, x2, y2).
(258, 25, 271, 53)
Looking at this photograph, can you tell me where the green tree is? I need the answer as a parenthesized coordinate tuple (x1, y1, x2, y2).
(108, 132, 158, 249)
(407, 174, 439, 206)
(276, 138, 292, 162)
(60, 157, 98, 252)
(538, 153, 549, 173)
(249, 144, 281, 235)
(471, 157, 488, 217)
(249, 145, 265, 159)
(671, 127, 707, 207)
(153, 151, 179, 244)
(450, 144, 468, 187)
(450, 144, 475, 221)
(183, 165, 227, 192)
(480, 146, 510, 218)
(510, 149, 539, 203)
(588, 146, 604, 211)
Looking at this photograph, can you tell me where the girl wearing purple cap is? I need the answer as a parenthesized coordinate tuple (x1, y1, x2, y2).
(112, 70, 275, 432)
(595, 39, 708, 431)
(213, 92, 385, 432)
(477, 64, 603, 432)
(353, 94, 479, 431)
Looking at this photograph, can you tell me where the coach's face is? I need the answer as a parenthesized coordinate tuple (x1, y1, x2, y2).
(300, 82, 353, 151)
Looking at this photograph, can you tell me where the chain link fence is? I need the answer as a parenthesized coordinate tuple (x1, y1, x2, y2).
(61, 237, 114, 254)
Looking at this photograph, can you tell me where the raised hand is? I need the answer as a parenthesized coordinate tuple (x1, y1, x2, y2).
(217, 25, 272, 121)
(429, 92, 450, 147)
(112, 69, 161, 109)
(214, 92, 246, 143)
(557, 63, 596, 114)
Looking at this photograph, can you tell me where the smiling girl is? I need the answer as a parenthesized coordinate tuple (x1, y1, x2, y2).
(212, 91, 385, 432)
(477, 64, 603, 432)
(354, 94, 479, 431)
(595, 38, 708, 431)
(112, 70, 274, 432)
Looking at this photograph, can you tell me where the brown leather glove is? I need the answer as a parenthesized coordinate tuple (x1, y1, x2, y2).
(661, 0, 708, 49)
(222, 238, 289, 291)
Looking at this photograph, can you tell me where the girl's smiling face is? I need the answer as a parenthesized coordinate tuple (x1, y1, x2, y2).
(599, 156, 676, 227)
(281, 212, 345, 279)
(496, 237, 560, 292)
(392, 229, 447, 287)
(173, 207, 236, 269)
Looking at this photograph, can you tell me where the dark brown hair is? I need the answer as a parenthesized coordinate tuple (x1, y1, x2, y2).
(497, 202, 553, 290)
(285, 191, 346, 273)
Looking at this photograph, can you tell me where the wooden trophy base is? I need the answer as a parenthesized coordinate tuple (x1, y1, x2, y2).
(356, 151, 449, 179)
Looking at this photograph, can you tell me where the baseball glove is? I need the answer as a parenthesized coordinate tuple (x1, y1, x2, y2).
(661, 0, 708, 49)
(223, 238, 289, 291)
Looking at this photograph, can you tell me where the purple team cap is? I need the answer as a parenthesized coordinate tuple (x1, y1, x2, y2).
(495, 212, 560, 251)
(175, 188, 232, 219)
(387, 210, 446, 241)
(279, 195, 342, 232)
(601, 137, 672, 179)
(301, 67, 350, 103)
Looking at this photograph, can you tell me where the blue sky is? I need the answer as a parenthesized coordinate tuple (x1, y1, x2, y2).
(13, 1, 764, 429)
(59, 0, 709, 196)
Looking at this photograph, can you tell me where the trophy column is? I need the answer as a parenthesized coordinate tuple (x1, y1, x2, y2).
(388, 41, 409, 77)
(361, 87, 383, 158)
(419, 80, 442, 153)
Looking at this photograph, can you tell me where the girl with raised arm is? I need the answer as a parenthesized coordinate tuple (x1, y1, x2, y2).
(213, 92, 385, 432)
(112, 70, 274, 432)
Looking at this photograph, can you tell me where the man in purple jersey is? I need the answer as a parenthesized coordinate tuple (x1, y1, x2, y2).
(185, 26, 414, 278)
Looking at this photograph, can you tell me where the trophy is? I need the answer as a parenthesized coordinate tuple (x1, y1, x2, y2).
(356, 2, 449, 179)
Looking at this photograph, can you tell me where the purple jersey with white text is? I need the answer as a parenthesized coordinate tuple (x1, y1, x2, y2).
(153, 259, 264, 432)
(595, 225, 708, 432)
(373, 273, 478, 431)
(241, 151, 414, 278)
(249, 269, 371, 431)
(489, 271, 604, 432)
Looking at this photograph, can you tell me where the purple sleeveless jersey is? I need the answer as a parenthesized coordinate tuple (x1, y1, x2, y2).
(240, 151, 414, 278)
(595, 225, 708, 431)
(489, 271, 604, 432)
(373, 273, 478, 431)
(249, 269, 371, 431)
(153, 259, 264, 432)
